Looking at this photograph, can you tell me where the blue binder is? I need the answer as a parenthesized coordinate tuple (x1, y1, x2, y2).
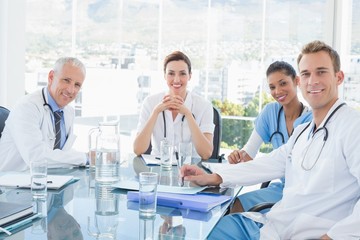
(127, 191, 232, 212)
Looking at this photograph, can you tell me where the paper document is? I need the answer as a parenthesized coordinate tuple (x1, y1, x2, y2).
(141, 154, 178, 166)
(200, 161, 227, 173)
(0, 173, 74, 190)
(112, 179, 206, 194)
(127, 191, 232, 212)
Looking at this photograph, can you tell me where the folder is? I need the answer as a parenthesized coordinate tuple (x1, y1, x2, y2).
(127, 201, 213, 222)
(127, 191, 232, 212)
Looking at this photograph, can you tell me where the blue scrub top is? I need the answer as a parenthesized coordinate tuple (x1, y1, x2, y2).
(255, 102, 313, 149)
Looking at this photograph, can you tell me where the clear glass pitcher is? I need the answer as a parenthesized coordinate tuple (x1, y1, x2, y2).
(91, 121, 120, 182)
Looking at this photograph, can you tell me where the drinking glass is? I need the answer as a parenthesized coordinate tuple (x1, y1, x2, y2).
(139, 172, 158, 217)
(160, 139, 173, 170)
(30, 159, 48, 199)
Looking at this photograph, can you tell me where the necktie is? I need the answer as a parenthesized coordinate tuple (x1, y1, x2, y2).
(54, 111, 63, 149)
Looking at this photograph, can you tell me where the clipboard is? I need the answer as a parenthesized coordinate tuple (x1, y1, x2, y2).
(140, 154, 178, 166)
(0, 173, 75, 190)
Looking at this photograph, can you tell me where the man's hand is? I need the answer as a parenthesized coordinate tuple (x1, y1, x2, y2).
(228, 149, 252, 164)
(180, 164, 223, 186)
(320, 234, 332, 240)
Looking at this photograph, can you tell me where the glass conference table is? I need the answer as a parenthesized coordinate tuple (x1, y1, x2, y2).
(0, 155, 240, 240)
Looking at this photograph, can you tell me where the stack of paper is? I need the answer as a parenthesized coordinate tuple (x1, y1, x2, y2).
(0, 173, 75, 190)
(112, 179, 207, 194)
(141, 154, 178, 166)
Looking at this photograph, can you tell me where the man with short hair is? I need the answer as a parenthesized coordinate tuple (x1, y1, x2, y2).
(0, 57, 88, 171)
(181, 40, 360, 239)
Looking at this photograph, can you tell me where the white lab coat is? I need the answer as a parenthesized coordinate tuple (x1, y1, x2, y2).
(0, 89, 86, 171)
(216, 100, 360, 239)
(136, 90, 214, 157)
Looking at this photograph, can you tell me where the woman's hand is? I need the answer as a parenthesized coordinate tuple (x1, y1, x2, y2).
(228, 149, 252, 164)
(180, 164, 223, 186)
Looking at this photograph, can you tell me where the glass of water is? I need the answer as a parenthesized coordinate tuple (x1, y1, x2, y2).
(160, 139, 173, 170)
(178, 142, 192, 167)
(139, 172, 158, 217)
(30, 158, 48, 199)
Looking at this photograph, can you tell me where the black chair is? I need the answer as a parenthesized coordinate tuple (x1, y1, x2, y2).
(144, 107, 223, 162)
(0, 106, 10, 138)
(210, 106, 224, 162)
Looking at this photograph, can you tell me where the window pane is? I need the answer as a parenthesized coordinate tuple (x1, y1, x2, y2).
(344, 0, 360, 109)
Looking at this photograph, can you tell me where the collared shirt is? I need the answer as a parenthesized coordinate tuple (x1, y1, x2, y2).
(136, 91, 214, 158)
(46, 88, 66, 149)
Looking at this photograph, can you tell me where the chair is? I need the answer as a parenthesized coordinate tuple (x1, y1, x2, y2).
(210, 106, 224, 162)
(0, 106, 10, 138)
(144, 107, 224, 162)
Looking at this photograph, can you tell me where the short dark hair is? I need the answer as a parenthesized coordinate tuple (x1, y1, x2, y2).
(163, 51, 192, 74)
(297, 40, 340, 73)
(266, 61, 296, 80)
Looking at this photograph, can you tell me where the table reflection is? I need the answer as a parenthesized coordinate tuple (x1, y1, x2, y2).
(158, 215, 186, 240)
(87, 181, 119, 239)
(47, 186, 83, 240)
(139, 213, 155, 240)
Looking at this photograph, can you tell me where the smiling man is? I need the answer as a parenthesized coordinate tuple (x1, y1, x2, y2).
(181, 41, 360, 239)
(0, 57, 88, 171)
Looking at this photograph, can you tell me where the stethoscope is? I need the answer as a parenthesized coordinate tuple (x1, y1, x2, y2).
(269, 103, 304, 144)
(162, 111, 195, 142)
(292, 102, 346, 171)
(42, 87, 68, 142)
(42, 87, 55, 113)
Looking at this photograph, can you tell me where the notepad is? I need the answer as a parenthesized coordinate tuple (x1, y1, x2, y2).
(0, 173, 75, 190)
(0, 202, 34, 227)
(127, 191, 232, 212)
(141, 154, 178, 166)
(112, 179, 206, 194)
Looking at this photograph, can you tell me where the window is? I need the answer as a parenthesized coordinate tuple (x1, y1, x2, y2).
(23, 0, 356, 149)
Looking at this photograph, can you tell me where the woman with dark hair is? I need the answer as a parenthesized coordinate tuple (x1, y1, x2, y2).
(133, 51, 214, 159)
(228, 61, 313, 213)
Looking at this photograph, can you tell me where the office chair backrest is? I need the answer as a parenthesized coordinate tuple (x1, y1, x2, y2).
(144, 107, 223, 161)
(210, 106, 222, 161)
(0, 106, 10, 138)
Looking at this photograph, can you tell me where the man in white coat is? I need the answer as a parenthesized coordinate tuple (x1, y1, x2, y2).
(0, 57, 88, 171)
(181, 40, 360, 239)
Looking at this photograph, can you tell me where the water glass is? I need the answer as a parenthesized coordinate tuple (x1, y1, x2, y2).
(30, 159, 48, 199)
(139, 172, 158, 217)
(160, 139, 173, 170)
(178, 142, 192, 167)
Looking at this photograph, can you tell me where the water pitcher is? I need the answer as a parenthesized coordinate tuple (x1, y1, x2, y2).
(95, 121, 120, 182)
